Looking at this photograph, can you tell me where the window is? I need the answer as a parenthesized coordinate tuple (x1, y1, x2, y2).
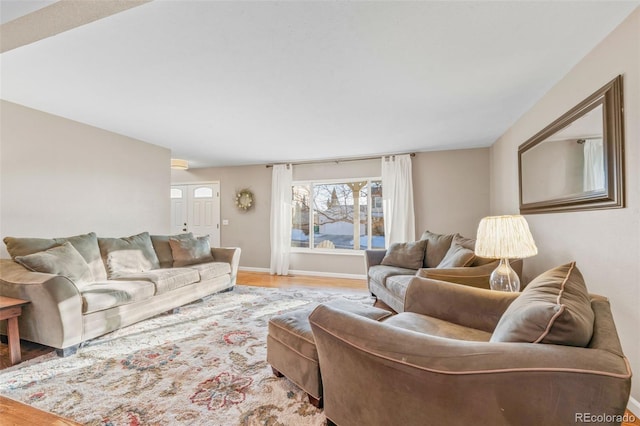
(292, 179, 385, 250)
(170, 188, 183, 199)
(193, 187, 213, 198)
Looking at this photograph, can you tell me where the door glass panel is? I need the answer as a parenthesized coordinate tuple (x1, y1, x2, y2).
(194, 187, 213, 198)
(170, 188, 183, 199)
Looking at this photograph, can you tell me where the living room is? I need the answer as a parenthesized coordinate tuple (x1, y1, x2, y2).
(1, 1, 639, 425)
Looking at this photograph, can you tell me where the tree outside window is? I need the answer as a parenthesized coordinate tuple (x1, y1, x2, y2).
(291, 179, 385, 250)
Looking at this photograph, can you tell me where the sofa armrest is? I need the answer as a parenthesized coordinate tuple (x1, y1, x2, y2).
(404, 276, 519, 332)
(417, 261, 498, 288)
(364, 249, 386, 269)
(0, 259, 83, 349)
(309, 304, 631, 426)
(211, 247, 241, 284)
(417, 258, 523, 289)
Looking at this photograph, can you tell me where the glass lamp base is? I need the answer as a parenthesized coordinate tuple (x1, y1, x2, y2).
(489, 258, 520, 292)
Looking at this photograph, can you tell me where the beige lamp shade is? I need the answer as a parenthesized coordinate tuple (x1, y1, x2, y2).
(475, 215, 538, 259)
(170, 158, 189, 170)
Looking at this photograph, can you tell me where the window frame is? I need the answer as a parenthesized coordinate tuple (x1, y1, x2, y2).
(291, 176, 383, 254)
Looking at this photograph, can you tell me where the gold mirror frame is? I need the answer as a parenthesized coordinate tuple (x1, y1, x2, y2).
(518, 75, 625, 214)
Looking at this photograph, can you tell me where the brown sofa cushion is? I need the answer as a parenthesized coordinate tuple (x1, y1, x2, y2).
(383, 312, 492, 342)
(491, 262, 595, 347)
(437, 243, 476, 268)
(4, 232, 107, 281)
(380, 240, 427, 270)
(385, 275, 415, 302)
(169, 235, 214, 267)
(369, 265, 418, 287)
(98, 232, 161, 278)
(151, 233, 194, 268)
(15, 242, 94, 290)
(420, 231, 454, 268)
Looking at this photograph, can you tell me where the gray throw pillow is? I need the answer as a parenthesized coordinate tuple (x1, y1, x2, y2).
(451, 233, 494, 266)
(490, 262, 595, 347)
(98, 232, 161, 277)
(15, 242, 94, 290)
(452, 233, 475, 251)
(419, 230, 454, 268)
(151, 233, 194, 268)
(169, 235, 214, 267)
(380, 240, 427, 270)
(4, 232, 107, 281)
(436, 243, 476, 268)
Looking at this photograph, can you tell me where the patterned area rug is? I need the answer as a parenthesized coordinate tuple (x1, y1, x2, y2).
(0, 285, 374, 425)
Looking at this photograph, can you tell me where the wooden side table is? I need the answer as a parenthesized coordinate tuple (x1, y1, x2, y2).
(0, 296, 30, 365)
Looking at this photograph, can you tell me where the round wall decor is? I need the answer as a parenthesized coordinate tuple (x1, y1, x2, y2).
(235, 189, 254, 211)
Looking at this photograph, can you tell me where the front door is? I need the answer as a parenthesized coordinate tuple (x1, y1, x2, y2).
(170, 183, 221, 247)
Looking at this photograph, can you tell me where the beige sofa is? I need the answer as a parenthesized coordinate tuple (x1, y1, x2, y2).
(311, 262, 632, 426)
(366, 230, 522, 312)
(0, 232, 240, 356)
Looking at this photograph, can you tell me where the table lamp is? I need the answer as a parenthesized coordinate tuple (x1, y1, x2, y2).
(475, 215, 538, 292)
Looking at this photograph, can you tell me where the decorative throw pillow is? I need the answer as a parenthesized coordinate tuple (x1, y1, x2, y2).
(15, 242, 94, 290)
(451, 233, 494, 266)
(419, 230, 454, 268)
(4, 232, 107, 281)
(490, 262, 595, 347)
(436, 242, 476, 268)
(98, 232, 161, 278)
(452, 233, 475, 251)
(380, 240, 427, 270)
(151, 233, 194, 268)
(169, 235, 214, 267)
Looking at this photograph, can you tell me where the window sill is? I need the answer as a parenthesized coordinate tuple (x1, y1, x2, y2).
(290, 248, 369, 256)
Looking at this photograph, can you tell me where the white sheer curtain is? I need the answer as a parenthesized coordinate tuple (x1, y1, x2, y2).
(583, 138, 605, 192)
(270, 164, 293, 275)
(381, 154, 416, 248)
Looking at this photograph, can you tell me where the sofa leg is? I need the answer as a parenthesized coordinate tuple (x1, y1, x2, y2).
(272, 367, 284, 377)
(55, 345, 79, 357)
(308, 394, 323, 408)
(326, 418, 336, 425)
(219, 286, 235, 294)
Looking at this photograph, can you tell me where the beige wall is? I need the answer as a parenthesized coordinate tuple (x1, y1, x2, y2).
(173, 148, 490, 277)
(171, 164, 273, 270)
(0, 100, 171, 257)
(413, 149, 490, 239)
(490, 9, 640, 403)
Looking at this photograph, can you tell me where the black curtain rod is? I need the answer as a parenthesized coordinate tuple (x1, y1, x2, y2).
(265, 152, 416, 168)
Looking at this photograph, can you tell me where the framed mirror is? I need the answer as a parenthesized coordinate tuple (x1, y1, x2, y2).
(518, 75, 625, 214)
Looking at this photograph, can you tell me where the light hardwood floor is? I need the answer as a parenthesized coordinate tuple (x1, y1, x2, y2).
(237, 270, 368, 290)
(1, 271, 638, 425)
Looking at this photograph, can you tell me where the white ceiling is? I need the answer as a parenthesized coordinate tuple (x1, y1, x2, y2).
(1, 1, 638, 168)
(0, 0, 55, 25)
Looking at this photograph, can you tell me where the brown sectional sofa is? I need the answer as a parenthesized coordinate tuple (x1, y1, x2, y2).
(311, 263, 632, 426)
(365, 230, 522, 312)
(0, 232, 240, 356)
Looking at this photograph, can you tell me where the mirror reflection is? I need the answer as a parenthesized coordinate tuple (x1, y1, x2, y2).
(520, 104, 604, 204)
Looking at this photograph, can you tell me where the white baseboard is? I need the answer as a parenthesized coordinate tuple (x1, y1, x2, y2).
(289, 269, 366, 280)
(238, 266, 270, 273)
(238, 266, 366, 280)
(628, 396, 640, 417)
